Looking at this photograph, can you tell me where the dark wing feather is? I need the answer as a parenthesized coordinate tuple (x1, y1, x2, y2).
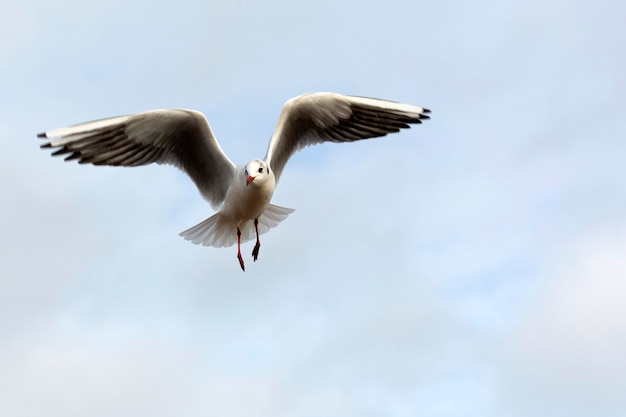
(38, 109, 236, 208)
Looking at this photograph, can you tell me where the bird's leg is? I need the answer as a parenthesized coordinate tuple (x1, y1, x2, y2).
(237, 226, 245, 271)
(252, 218, 261, 262)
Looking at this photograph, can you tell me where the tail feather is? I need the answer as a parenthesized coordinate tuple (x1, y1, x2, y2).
(257, 204, 295, 233)
(179, 203, 295, 248)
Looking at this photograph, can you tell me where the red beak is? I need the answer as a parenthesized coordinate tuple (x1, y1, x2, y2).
(246, 175, 255, 186)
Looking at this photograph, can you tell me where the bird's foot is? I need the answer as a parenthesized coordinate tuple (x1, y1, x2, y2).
(237, 251, 245, 271)
(252, 241, 261, 262)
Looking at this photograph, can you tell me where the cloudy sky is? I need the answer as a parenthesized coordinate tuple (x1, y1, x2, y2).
(1, 0, 625, 416)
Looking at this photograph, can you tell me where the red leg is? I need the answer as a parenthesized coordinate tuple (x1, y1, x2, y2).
(251, 218, 261, 262)
(236, 226, 245, 271)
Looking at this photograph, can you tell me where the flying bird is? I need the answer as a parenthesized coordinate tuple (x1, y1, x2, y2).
(38, 92, 430, 271)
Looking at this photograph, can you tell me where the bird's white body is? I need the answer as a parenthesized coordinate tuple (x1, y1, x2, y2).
(39, 92, 430, 270)
(224, 163, 275, 223)
(180, 161, 294, 249)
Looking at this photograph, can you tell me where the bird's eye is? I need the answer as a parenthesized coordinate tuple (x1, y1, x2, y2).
(258, 167, 263, 173)
(245, 170, 248, 176)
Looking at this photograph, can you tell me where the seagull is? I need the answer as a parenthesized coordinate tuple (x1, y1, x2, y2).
(38, 92, 430, 271)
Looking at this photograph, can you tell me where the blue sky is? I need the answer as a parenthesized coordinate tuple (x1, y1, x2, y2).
(1, 0, 625, 416)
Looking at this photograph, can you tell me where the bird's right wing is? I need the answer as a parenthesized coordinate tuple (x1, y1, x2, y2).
(38, 109, 237, 209)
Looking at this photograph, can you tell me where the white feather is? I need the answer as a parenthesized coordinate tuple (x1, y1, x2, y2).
(44, 115, 130, 139)
(179, 204, 295, 248)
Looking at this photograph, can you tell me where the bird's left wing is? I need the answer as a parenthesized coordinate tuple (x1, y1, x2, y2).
(264, 92, 430, 182)
(38, 109, 237, 209)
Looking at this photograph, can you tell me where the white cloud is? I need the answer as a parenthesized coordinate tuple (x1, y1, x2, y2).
(493, 230, 626, 417)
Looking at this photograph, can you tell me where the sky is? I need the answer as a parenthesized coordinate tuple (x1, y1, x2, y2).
(1, 0, 625, 416)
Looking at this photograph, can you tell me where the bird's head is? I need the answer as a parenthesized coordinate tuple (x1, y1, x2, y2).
(244, 159, 273, 188)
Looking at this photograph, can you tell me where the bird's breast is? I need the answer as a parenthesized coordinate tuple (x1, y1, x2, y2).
(221, 181, 274, 222)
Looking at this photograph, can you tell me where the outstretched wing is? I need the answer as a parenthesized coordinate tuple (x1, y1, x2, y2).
(39, 109, 237, 208)
(264, 92, 430, 182)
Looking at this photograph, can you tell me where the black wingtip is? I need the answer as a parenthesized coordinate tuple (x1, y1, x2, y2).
(51, 146, 68, 156)
(64, 152, 82, 162)
(420, 114, 431, 120)
(40, 142, 52, 149)
(37, 132, 48, 138)
(423, 108, 431, 114)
